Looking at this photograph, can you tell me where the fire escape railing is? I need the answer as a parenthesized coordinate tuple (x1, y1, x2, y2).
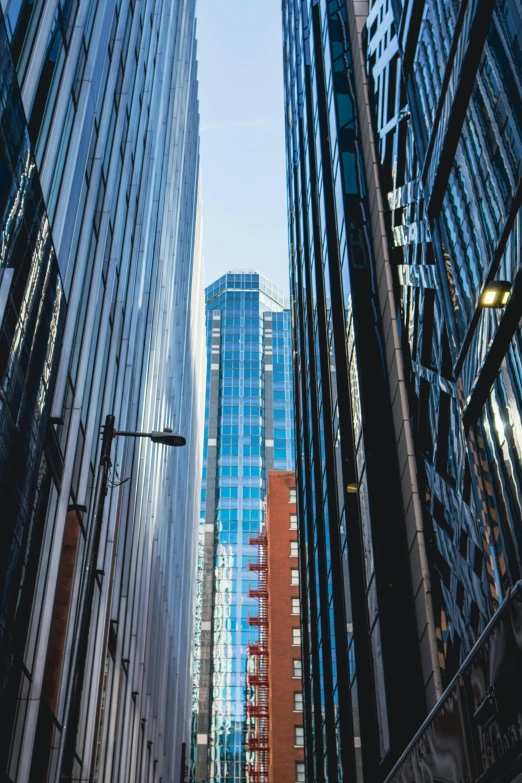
(246, 532, 269, 783)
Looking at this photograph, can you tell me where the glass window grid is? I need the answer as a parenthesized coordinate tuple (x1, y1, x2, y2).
(198, 273, 295, 783)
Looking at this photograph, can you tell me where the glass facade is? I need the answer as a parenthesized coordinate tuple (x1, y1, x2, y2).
(0, 0, 205, 780)
(282, 1, 431, 781)
(366, 0, 522, 686)
(191, 271, 294, 783)
(0, 7, 66, 753)
(284, 0, 522, 781)
(283, 0, 464, 782)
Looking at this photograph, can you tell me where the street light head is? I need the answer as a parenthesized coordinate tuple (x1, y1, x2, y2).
(480, 280, 512, 308)
(149, 431, 186, 447)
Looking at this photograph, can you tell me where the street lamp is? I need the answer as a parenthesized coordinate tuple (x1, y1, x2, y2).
(57, 414, 185, 781)
(115, 426, 186, 447)
(480, 281, 512, 308)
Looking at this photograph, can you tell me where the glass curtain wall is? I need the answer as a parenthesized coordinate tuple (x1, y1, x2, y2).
(366, 0, 522, 687)
(0, 0, 205, 779)
(282, 1, 427, 782)
(191, 271, 295, 783)
(0, 9, 66, 755)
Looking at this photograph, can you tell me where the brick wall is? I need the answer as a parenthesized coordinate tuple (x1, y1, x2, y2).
(267, 471, 304, 783)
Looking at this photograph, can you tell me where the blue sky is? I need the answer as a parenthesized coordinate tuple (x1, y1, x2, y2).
(196, 0, 290, 294)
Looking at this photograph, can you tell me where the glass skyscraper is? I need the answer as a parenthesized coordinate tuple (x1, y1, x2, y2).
(191, 271, 294, 783)
(365, 0, 522, 780)
(283, 0, 522, 782)
(0, 0, 205, 780)
(283, 0, 432, 780)
(366, 0, 522, 673)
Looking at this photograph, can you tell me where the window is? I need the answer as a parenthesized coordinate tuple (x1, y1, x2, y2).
(72, 35, 87, 107)
(290, 541, 298, 558)
(289, 488, 296, 503)
(291, 597, 300, 615)
(218, 466, 239, 477)
(114, 58, 124, 110)
(46, 95, 75, 221)
(28, 3, 71, 153)
(294, 692, 303, 711)
(295, 726, 304, 746)
(85, 123, 98, 185)
(291, 569, 299, 585)
(290, 514, 297, 529)
(220, 487, 238, 498)
(292, 628, 301, 646)
(296, 763, 305, 782)
(108, 8, 118, 58)
(102, 220, 113, 283)
(103, 106, 117, 179)
(293, 659, 302, 678)
(243, 487, 262, 499)
(93, 176, 106, 236)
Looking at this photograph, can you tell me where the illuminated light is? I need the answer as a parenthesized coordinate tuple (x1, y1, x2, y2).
(480, 281, 512, 308)
(346, 483, 358, 493)
(482, 291, 497, 306)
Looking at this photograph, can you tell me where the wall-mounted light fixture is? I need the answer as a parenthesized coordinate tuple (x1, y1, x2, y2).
(480, 281, 512, 308)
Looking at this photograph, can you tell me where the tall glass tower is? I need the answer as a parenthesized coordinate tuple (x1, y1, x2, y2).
(365, 0, 522, 675)
(192, 271, 294, 783)
(0, 0, 205, 779)
(283, 0, 522, 782)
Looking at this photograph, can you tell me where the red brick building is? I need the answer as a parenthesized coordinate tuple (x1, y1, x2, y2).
(266, 471, 305, 783)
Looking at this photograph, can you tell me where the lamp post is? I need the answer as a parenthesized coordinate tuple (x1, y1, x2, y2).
(56, 414, 185, 782)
